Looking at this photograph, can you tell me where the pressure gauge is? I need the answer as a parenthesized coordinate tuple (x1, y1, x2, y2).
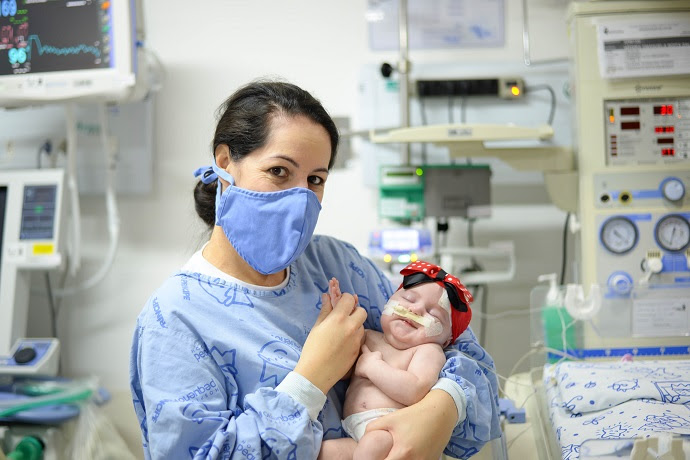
(661, 178, 685, 202)
(600, 217, 638, 254)
(655, 214, 690, 252)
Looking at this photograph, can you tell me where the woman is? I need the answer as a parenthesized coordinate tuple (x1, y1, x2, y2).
(129, 80, 500, 459)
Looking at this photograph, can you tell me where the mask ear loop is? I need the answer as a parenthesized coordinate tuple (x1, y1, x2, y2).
(212, 164, 235, 185)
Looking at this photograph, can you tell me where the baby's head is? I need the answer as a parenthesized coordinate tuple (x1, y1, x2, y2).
(381, 261, 473, 349)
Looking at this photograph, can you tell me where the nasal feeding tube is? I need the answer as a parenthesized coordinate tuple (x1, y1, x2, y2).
(381, 290, 450, 337)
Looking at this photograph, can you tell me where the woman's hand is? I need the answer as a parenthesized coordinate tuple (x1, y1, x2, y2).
(295, 292, 367, 394)
(364, 389, 457, 460)
(354, 343, 383, 378)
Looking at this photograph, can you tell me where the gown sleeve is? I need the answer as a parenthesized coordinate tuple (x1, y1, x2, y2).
(130, 305, 323, 460)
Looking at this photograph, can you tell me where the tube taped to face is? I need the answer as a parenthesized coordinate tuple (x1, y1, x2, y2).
(382, 299, 444, 337)
(194, 165, 322, 275)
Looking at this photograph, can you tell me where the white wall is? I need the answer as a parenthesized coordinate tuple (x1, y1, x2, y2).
(18, 0, 576, 455)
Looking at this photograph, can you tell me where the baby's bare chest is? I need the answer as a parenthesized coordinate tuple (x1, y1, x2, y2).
(365, 332, 418, 370)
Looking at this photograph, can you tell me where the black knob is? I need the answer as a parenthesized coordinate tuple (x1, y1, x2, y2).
(14, 347, 37, 364)
(380, 62, 395, 78)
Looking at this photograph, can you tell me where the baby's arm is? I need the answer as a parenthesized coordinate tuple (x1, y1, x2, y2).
(329, 277, 359, 381)
(328, 277, 359, 312)
(356, 344, 446, 406)
(328, 277, 342, 306)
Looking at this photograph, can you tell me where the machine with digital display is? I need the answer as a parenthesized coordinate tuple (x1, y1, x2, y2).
(378, 164, 492, 222)
(0, 169, 65, 376)
(368, 227, 433, 265)
(0, 0, 146, 106)
(568, 2, 690, 347)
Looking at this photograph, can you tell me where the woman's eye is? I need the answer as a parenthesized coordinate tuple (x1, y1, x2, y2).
(269, 167, 287, 177)
(308, 175, 325, 186)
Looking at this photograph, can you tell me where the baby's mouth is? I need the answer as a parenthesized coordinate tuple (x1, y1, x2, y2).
(398, 317, 418, 328)
(389, 304, 430, 328)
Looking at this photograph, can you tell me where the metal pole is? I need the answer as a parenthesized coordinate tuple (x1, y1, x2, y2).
(398, 0, 411, 165)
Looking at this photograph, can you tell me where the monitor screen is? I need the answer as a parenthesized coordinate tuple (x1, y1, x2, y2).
(0, 0, 138, 105)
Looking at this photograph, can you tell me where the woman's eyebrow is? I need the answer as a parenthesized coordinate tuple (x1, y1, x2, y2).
(271, 155, 299, 167)
(270, 155, 329, 174)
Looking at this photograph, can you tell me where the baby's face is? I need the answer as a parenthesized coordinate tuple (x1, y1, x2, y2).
(381, 282, 452, 350)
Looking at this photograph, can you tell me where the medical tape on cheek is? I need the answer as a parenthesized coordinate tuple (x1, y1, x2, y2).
(382, 300, 443, 337)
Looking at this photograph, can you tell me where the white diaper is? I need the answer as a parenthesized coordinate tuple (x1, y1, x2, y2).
(341, 408, 397, 441)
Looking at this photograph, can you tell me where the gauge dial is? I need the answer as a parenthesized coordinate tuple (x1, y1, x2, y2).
(661, 178, 685, 202)
(600, 217, 638, 254)
(655, 214, 690, 252)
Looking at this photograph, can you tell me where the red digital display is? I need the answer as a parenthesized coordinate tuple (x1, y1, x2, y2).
(655, 126, 675, 133)
(657, 138, 674, 144)
(620, 107, 640, 115)
(621, 121, 641, 130)
(662, 148, 676, 156)
(654, 105, 674, 115)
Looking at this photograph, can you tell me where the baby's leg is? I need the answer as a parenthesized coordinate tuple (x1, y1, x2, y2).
(318, 438, 357, 460)
(353, 429, 394, 460)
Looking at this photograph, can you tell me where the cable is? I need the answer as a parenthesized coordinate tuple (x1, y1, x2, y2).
(418, 96, 428, 163)
(525, 84, 557, 125)
(507, 424, 534, 451)
(55, 103, 120, 297)
(478, 284, 489, 349)
(64, 104, 82, 277)
(472, 306, 543, 320)
(36, 140, 52, 169)
(560, 212, 571, 285)
(43, 272, 63, 375)
(44, 273, 57, 338)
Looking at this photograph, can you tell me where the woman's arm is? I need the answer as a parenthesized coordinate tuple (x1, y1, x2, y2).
(364, 389, 457, 459)
(131, 319, 324, 459)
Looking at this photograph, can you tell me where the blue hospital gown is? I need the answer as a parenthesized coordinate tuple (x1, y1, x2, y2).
(130, 235, 500, 459)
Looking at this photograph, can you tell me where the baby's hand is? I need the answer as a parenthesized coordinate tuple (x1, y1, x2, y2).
(328, 277, 342, 306)
(329, 278, 359, 313)
(354, 344, 383, 378)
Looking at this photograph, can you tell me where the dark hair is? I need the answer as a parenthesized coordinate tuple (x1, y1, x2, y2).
(194, 80, 340, 228)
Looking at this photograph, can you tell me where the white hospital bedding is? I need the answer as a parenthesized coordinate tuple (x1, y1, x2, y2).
(542, 359, 690, 460)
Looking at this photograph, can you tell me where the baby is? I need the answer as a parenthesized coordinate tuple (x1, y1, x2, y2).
(320, 261, 473, 460)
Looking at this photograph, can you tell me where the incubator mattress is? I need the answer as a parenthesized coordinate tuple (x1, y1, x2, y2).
(542, 359, 690, 460)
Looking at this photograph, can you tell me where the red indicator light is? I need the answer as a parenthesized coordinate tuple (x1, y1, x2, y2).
(662, 148, 676, 156)
(655, 126, 675, 133)
(654, 105, 674, 116)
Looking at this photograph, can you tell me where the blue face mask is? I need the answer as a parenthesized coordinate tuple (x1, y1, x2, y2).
(194, 164, 322, 275)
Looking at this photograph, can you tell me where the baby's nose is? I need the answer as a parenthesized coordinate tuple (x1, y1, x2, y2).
(407, 303, 426, 315)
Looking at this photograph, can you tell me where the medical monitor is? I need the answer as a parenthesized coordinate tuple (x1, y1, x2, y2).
(0, 169, 65, 356)
(0, 0, 141, 106)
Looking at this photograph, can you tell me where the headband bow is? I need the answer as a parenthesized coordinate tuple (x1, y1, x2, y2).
(398, 260, 473, 343)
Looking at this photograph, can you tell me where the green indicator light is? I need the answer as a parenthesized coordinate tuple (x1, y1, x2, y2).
(34, 205, 44, 214)
(102, 25, 110, 33)
(415, 168, 423, 176)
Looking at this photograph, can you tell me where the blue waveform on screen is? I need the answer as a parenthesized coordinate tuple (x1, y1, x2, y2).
(25, 34, 101, 61)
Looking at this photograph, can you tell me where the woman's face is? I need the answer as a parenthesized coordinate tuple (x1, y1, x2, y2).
(216, 115, 332, 201)
(381, 282, 452, 350)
